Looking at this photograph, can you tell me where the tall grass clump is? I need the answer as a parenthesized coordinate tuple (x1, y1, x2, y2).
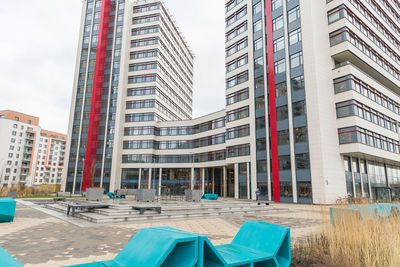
(0, 184, 49, 197)
(292, 207, 400, 267)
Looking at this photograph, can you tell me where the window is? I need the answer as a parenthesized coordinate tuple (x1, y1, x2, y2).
(276, 105, 288, 120)
(256, 116, 266, 129)
(276, 82, 287, 97)
(226, 6, 247, 27)
(254, 56, 264, 71)
(257, 159, 268, 173)
(272, 0, 282, 10)
(226, 71, 249, 89)
(278, 155, 291, 170)
(226, 38, 248, 57)
(226, 106, 249, 122)
(226, 88, 249, 105)
(274, 59, 286, 74)
(8, 153, 13, 158)
(290, 52, 303, 68)
(273, 16, 284, 31)
(294, 126, 308, 143)
(277, 130, 289, 145)
(255, 96, 265, 109)
(253, 2, 261, 15)
(226, 54, 248, 73)
(289, 28, 302, 46)
(273, 37, 285, 52)
(256, 138, 266, 151)
(14, 116, 19, 121)
(253, 19, 262, 33)
(254, 37, 263, 51)
(255, 76, 264, 89)
(10, 138, 15, 143)
(12, 131, 16, 136)
(291, 75, 304, 91)
(9, 146, 14, 151)
(287, 6, 300, 23)
(295, 153, 310, 169)
(293, 101, 306, 117)
(13, 124, 17, 129)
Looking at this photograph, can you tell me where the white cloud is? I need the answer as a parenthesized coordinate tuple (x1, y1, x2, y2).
(0, 0, 225, 133)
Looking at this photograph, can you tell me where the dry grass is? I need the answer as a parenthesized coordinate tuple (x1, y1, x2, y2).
(0, 184, 50, 197)
(292, 207, 400, 267)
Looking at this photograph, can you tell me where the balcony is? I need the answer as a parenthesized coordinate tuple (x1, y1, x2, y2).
(24, 142, 33, 147)
(26, 134, 34, 141)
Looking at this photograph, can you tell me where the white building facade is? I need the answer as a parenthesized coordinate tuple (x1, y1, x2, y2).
(0, 110, 66, 188)
(62, 0, 400, 204)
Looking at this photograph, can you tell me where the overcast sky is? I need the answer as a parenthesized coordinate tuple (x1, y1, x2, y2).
(0, 0, 225, 133)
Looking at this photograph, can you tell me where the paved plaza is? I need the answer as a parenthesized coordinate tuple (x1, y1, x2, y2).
(0, 201, 327, 266)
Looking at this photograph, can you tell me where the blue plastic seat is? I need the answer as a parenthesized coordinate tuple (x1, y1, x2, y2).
(106, 192, 125, 200)
(67, 227, 199, 267)
(202, 194, 218, 200)
(0, 198, 16, 223)
(66, 221, 291, 267)
(0, 246, 23, 267)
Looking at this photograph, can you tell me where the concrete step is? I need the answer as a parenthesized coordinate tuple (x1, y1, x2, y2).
(78, 207, 279, 223)
(44, 202, 282, 224)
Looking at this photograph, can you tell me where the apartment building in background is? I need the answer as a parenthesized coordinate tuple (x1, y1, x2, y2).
(62, 0, 400, 204)
(0, 110, 66, 188)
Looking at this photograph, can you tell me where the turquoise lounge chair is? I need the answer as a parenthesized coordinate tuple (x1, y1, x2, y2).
(0, 246, 23, 267)
(0, 198, 16, 223)
(66, 221, 291, 267)
(107, 192, 125, 200)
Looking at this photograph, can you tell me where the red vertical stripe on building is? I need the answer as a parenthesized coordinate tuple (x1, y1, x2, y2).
(82, 0, 111, 191)
(265, 0, 281, 202)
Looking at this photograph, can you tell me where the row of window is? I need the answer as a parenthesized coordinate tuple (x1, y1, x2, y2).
(338, 126, 400, 154)
(124, 118, 226, 136)
(349, 0, 400, 41)
(129, 61, 157, 71)
(276, 101, 307, 121)
(226, 22, 247, 42)
(226, 54, 248, 73)
(226, 37, 248, 57)
(334, 75, 400, 115)
(336, 100, 399, 133)
(276, 75, 305, 97)
(274, 51, 303, 74)
(226, 124, 250, 139)
(133, 3, 160, 14)
(226, 88, 249, 105)
(122, 145, 249, 164)
(226, 106, 249, 122)
(226, 0, 244, 13)
(131, 37, 158, 47)
(132, 14, 160, 24)
(330, 28, 400, 81)
(226, 5, 247, 27)
(125, 112, 165, 122)
(278, 153, 310, 170)
(226, 71, 248, 89)
(131, 25, 159, 36)
(123, 133, 226, 150)
(277, 126, 308, 145)
(328, 5, 400, 64)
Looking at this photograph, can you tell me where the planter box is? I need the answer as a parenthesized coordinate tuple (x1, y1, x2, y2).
(86, 188, 104, 201)
(136, 189, 156, 202)
(185, 190, 202, 202)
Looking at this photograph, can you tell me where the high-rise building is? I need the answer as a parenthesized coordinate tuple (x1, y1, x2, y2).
(0, 110, 66, 188)
(63, 0, 400, 204)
